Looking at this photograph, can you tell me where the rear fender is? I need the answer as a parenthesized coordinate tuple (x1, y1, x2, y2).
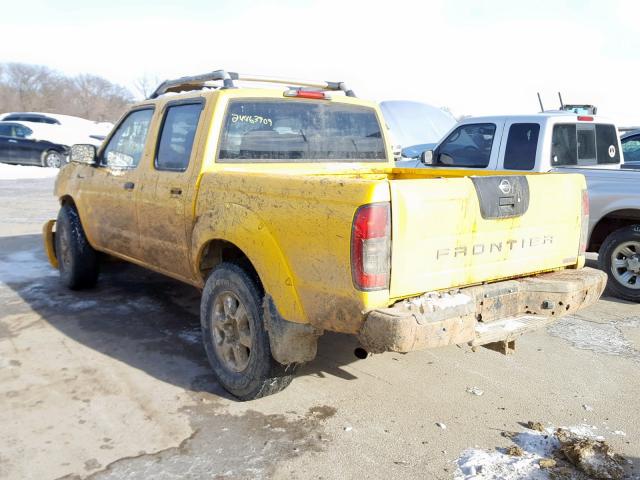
(192, 204, 306, 324)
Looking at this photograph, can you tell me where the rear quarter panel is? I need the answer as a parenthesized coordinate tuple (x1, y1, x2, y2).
(193, 171, 391, 333)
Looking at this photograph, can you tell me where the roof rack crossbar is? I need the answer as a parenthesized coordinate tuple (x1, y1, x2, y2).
(148, 70, 356, 99)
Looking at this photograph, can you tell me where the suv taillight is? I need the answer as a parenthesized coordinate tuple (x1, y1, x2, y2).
(580, 189, 589, 254)
(351, 203, 391, 290)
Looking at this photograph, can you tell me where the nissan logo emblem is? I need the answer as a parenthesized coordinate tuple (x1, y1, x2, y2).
(499, 179, 512, 195)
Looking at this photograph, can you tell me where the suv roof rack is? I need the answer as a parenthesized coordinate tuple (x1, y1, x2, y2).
(148, 70, 356, 99)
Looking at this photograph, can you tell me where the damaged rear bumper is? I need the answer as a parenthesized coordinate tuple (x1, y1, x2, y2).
(358, 267, 607, 354)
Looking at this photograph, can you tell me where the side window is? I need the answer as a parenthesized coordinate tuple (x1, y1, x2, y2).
(551, 124, 577, 166)
(102, 109, 154, 168)
(437, 123, 495, 168)
(0, 124, 11, 136)
(622, 135, 640, 163)
(14, 125, 31, 138)
(503, 123, 540, 170)
(155, 102, 203, 172)
(595, 124, 620, 164)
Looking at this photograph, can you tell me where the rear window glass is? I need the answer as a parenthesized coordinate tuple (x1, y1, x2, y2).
(217, 100, 386, 163)
(552, 123, 619, 166)
(595, 124, 620, 164)
(503, 123, 540, 170)
(4, 114, 58, 124)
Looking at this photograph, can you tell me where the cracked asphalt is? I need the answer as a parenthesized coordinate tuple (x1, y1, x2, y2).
(0, 176, 639, 479)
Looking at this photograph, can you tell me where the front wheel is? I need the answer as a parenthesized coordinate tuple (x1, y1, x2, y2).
(200, 263, 294, 400)
(43, 150, 63, 168)
(598, 225, 640, 302)
(55, 204, 100, 289)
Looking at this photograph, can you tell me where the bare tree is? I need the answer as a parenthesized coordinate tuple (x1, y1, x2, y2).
(133, 73, 161, 99)
(3, 63, 53, 111)
(0, 62, 133, 122)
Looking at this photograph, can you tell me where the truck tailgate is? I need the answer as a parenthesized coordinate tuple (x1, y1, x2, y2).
(389, 173, 584, 299)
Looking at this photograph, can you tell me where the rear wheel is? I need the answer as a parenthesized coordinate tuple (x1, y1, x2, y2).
(598, 225, 640, 302)
(55, 204, 99, 289)
(43, 150, 63, 168)
(200, 262, 294, 400)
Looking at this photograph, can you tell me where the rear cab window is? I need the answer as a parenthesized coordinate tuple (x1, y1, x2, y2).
(551, 122, 619, 166)
(217, 100, 386, 163)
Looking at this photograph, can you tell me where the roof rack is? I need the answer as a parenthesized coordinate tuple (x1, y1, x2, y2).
(147, 70, 356, 99)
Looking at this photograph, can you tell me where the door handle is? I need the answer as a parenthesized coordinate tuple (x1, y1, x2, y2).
(8, 139, 17, 143)
(123, 182, 135, 190)
(170, 187, 182, 196)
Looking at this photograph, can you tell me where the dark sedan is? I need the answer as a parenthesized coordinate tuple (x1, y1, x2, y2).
(0, 122, 68, 168)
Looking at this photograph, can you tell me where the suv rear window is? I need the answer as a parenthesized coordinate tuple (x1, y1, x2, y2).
(218, 100, 386, 163)
(4, 114, 59, 124)
(551, 123, 619, 166)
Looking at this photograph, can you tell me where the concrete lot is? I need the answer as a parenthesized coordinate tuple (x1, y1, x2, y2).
(0, 176, 638, 480)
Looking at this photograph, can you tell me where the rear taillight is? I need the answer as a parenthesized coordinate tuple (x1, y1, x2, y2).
(351, 203, 391, 290)
(283, 89, 329, 100)
(579, 189, 589, 254)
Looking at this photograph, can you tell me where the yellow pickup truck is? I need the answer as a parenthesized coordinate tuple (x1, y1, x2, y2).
(44, 71, 606, 400)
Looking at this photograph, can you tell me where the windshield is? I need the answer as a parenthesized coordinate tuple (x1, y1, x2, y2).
(379, 100, 456, 152)
(218, 100, 387, 163)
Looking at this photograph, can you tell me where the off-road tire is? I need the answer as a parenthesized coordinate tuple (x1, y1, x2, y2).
(55, 204, 99, 289)
(598, 225, 640, 302)
(201, 262, 294, 400)
(43, 150, 63, 168)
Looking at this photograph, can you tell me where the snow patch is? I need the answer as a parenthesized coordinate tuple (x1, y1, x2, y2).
(402, 291, 471, 313)
(454, 424, 607, 480)
(0, 163, 59, 180)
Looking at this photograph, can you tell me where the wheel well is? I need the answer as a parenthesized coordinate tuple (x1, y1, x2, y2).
(59, 195, 76, 209)
(198, 240, 262, 290)
(589, 209, 640, 252)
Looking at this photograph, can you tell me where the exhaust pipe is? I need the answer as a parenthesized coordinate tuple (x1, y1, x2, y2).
(353, 347, 369, 359)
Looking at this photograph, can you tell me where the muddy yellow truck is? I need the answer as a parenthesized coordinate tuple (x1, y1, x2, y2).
(44, 71, 606, 400)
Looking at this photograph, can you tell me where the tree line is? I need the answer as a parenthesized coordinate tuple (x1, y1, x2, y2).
(0, 62, 134, 122)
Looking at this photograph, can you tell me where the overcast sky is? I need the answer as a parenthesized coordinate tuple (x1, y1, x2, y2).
(2, 0, 639, 125)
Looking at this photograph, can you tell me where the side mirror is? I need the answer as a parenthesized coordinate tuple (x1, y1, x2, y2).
(420, 149, 435, 165)
(70, 144, 98, 166)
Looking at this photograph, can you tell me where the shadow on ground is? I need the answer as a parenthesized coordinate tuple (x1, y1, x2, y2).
(0, 234, 362, 401)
